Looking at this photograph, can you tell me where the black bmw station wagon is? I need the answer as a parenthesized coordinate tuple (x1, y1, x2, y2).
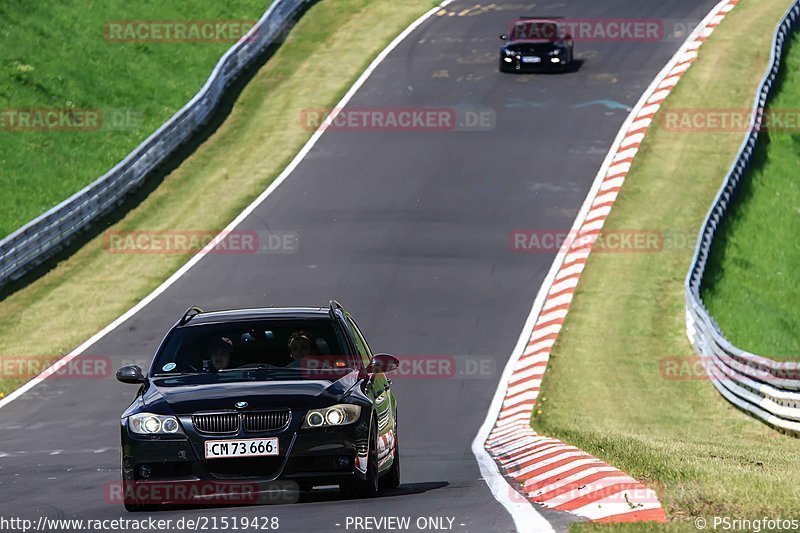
(116, 301, 400, 511)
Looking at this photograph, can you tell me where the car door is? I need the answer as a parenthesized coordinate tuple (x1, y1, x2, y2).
(344, 315, 396, 470)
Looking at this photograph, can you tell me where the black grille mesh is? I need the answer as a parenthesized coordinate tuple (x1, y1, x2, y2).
(244, 411, 290, 432)
(192, 411, 290, 434)
(192, 413, 239, 434)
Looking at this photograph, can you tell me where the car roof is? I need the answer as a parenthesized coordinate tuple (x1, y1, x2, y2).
(517, 16, 563, 21)
(181, 307, 335, 326)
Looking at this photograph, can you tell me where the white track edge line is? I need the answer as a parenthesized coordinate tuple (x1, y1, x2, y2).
(0, 0, 454, 412)
(471, 0, 734, 528)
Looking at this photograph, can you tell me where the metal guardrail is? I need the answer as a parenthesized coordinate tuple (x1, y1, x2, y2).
(686, 0, 800, 435)
(0, 0, 310, 287)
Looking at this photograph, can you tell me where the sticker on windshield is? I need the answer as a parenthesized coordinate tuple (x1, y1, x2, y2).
(162, 362, 177, 372)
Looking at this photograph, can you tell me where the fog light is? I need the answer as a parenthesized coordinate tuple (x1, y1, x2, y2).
(337, 456, 350, 469)
(139, 465, 151, 479)
(550, 58, 560, 63)
(503, 57, 512, 63)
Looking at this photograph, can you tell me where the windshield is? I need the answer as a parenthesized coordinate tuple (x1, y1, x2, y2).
(152, 318, 356, 377)
(510, 21, 560, 41)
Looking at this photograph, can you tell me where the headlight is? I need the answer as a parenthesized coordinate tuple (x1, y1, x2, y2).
(302, 404, 361, 428)
(549, 48, 562, 56)
(503, 49, 516, 56)
(129, 413, 183, 435)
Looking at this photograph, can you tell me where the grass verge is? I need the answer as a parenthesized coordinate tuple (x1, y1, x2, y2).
(527, 0, 800, 529)
(0, 0, 272, 238)
(701, 35, 800, 361)
(0, 0, 437, 396)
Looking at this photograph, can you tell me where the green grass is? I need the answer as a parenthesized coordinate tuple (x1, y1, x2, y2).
(522, 0, 800, 530)
(0, 0, 438, 396)
(0, 0, 272, 238)
(701, 37, 800, 361)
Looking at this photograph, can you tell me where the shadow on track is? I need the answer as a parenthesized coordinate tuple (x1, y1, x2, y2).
(500, 58, 586, 75)
(120, 482, 450, 514)
(298, 481, 449, 503)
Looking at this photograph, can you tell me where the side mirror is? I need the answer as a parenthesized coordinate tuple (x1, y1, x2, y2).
(366, 354, 399, 375)
(499, 34, 508, 41)
(116, 365, 146, 384)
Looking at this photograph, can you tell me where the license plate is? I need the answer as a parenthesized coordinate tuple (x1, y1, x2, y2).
(204, 438, 279, 459)
(522, 56, 541, 63)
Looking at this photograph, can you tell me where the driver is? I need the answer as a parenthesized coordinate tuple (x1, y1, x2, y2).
(288, 331, 315, 364)
(210, 336, 234, 371)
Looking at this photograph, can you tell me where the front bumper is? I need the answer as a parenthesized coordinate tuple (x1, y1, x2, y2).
(120, 413, 369, 505)
(500, 54, 568, 72)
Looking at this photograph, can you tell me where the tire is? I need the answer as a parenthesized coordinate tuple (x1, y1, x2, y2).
(381, 432, 400, 490)
(123, 495, 157, 513)
(124, 502, 156, 513)
(564, 49, 574, 72)
(122, 465, 157, 512)
(340, 423, 379, 499)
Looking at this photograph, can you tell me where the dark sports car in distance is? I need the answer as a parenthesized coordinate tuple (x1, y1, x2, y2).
(116, 301, 400, 511)
(499, 17, 574, 72)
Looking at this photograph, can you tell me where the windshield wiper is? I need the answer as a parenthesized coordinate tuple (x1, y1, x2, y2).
(218, 364, 283, 372)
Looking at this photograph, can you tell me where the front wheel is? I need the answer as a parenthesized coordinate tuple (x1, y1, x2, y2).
(381, 433, 400, 490)
(499, 58, 514, 73)
(123, 487, 158, 512)
(122, 465, 158, 512)
(124, 502, 157, 513)
(340, 423, 379, 499)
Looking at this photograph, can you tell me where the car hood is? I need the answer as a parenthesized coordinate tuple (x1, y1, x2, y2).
(504, 40, 560, 50)
(142, 370, 360, 415)
(507, 38, 558, 44)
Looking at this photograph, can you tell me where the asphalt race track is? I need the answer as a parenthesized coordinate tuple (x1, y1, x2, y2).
(0, 1, 720, 531)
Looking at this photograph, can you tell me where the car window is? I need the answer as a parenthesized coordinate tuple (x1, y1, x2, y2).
(511, 21, 559, 40)
(153, 318, 356, 376)
(346, 316, 373, 367)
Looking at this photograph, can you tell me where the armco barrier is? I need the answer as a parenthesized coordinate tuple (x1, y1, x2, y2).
(685, 0, 800, 435)
(0, 0, 310, 287)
